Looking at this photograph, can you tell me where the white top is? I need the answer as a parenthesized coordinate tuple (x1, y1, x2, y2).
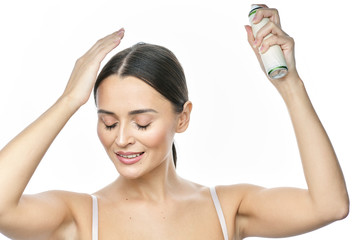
(91, 186, 228, 240)
(90, 195, 98, 240)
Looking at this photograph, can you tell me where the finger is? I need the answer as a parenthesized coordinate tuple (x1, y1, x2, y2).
(95, 28, 125, 46)
(86, 28, 125, 61)
(259, 34, 293, 54)
(95, 29, 125, 60)
(253, 21, 287, 49)
(252, 8, 281, 26)
(245, 25, 255, 46)
(245, 25, 264, 71)
(93, 28, 125, 51)
(245, 25, 260, 56)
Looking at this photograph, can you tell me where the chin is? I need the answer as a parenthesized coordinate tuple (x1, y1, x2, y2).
(114, 156, 169, 180)
(114, 164, 146, 180)
(120, 171, 144, 180)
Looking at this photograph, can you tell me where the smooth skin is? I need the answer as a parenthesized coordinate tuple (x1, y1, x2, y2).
(0, 5, 349, 240)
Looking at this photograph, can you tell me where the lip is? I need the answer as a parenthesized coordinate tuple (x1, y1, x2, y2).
(115, 151, 145, 165)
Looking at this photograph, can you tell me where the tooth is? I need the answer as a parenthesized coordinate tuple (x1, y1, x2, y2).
(119, 153, 141, 159)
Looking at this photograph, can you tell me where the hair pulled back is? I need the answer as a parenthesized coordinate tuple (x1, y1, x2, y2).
(94, 43, 188, 167)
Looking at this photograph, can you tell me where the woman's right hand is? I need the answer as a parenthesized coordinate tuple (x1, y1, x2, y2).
(62, 28, 125, 107)
(0, 28, 125, 240)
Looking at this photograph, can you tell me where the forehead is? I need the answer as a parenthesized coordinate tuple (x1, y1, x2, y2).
(96, 75, 171, 112)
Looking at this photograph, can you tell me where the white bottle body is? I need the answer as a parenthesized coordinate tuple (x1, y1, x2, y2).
(249, 5, 288, 79)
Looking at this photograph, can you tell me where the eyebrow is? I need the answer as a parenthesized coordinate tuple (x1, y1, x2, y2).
(97, 108, 158, 116)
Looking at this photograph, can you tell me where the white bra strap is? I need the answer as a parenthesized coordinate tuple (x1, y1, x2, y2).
(210, 187, 228, 240)
(91, 195, 98, 240)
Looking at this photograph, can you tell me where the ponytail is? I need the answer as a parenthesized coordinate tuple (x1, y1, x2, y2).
(172, 142, 177, 168)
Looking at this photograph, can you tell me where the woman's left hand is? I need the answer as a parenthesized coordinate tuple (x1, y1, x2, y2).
(245, 5, 300, 87)
(230, 5, 350, 239)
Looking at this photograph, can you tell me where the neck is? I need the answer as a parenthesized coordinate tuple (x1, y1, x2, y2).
(115, 158, 182, 202)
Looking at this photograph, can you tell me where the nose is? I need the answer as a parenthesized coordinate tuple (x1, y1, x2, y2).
(115, 125, 135, 147)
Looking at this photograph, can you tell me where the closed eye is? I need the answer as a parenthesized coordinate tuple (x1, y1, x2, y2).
(105, 123, 118, 130)
(137, 123, 150, 131)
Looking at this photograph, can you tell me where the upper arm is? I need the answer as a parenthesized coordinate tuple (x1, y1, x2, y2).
(0, 191, 73, 240)
(235, 185, 332, 238)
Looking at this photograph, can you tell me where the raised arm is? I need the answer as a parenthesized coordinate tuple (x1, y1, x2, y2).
(0, 29, 125, 239)
(224, 6, 349, 238)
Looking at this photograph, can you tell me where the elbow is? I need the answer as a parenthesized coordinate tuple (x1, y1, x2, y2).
(313, 191, 350, 223)
(321, 195, 350, 222)
(334, 190, 350, 221)
(334, 198, 350, 220)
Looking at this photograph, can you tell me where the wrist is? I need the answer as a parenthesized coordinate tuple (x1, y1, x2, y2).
(57, 94, 83, 113)
(274, 75, 305, 101)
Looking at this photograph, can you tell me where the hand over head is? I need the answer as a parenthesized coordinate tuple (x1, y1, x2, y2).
(62, 28, 125, 107)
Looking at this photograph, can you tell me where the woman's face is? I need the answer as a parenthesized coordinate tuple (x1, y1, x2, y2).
(96, 75, 179, 179)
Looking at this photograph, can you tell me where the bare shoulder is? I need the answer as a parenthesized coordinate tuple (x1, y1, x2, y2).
(34, 190, 93, 239)
(212, 184, 258, 214)
(0, 190, 93, 240)
(215, 184, 264, 202)
(33, 190, 92, 211)
(215, 183, 267, 215)
(42, 190, 93, 225)
(178, 179, 215, 200)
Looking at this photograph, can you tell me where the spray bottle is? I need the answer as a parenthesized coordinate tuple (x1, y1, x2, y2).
(249, 5, 288, 79)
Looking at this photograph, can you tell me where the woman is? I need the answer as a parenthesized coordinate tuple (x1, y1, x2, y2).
(0, 5, 349, 240)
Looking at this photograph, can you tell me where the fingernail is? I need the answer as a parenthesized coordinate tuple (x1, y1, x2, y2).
(259, 45, 265, 54)
(252, 14, 257, 23)
(253, 39, 258, 48)
(118, 28, 125, 34)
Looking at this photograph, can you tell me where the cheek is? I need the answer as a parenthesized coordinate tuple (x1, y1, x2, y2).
(97, 123, 113, 148)
(142, 125, 174, 149)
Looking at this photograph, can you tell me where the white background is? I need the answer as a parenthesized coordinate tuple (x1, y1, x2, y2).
(0, 0, 358, 239)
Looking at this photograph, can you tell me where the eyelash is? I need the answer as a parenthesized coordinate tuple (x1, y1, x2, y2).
(105, 123, 117, 130)
(104, 123, 150, 131)
(137, 123, 150, 131)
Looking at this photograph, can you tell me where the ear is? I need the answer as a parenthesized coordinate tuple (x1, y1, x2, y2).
(176, 101, 192, 133)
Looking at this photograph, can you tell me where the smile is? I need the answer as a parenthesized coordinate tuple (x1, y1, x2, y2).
(115, 151, 145, 165)
(118, 153, 143, 159)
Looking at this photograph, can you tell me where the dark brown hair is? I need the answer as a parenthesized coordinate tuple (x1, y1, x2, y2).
(94, 43, 188, 167)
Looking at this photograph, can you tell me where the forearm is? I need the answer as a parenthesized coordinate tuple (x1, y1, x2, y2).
(279, 77, 349, 218)
(0, 96, 80, 211)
